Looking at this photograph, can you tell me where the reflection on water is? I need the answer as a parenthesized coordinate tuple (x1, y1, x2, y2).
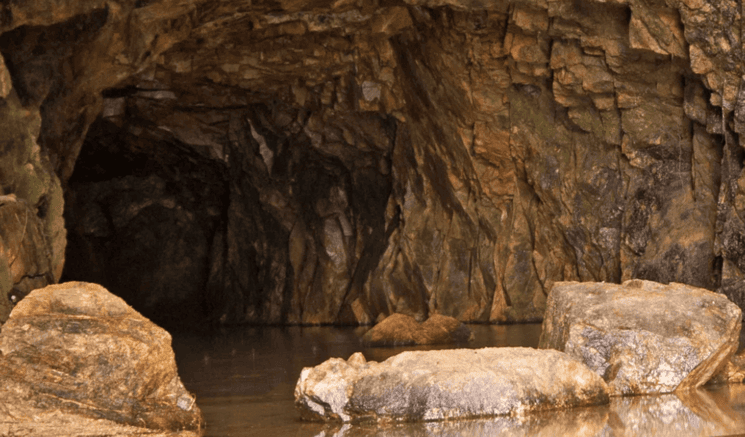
(171, 324, 745, 437)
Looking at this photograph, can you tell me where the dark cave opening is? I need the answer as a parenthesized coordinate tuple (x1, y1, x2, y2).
(61, 84, 397, 332)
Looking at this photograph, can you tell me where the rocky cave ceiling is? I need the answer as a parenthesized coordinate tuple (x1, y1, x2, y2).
(0, 0, 744, 330)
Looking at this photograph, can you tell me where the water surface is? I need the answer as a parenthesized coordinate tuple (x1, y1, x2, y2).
(172, 324, 745, 437)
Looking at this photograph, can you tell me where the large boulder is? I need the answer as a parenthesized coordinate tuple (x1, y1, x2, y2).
(539, 280, 742, 396)
(361, 313, 473, 346)
(295, 347, 609, 422)
(0, 281, 203, 436)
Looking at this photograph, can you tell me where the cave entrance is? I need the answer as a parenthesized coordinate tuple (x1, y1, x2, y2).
(62, 73, 396, 331)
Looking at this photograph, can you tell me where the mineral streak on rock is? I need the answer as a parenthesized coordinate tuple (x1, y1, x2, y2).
(295, 347, 609, 423)
(0, 281, 204, 436)
(361, 313, 473, 346)
(0, 0, 745, 328)
(539, 280, 742, 396)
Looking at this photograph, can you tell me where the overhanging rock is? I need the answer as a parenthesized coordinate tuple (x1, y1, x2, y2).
(539, 279, 742, 396)
(295, 347, 609, 422)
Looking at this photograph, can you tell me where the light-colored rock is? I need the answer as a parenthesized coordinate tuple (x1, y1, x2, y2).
(295, 347, 609, 422)
(539, 280, 742, 395)
(361, 313, 473, 346)
(0, 281, 203, 436)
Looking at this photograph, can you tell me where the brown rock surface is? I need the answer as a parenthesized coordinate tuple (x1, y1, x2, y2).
(361, 313, 473, 346)
(0, 0, 743, 327)
(0, 281, 203, 436)
(539, 280, 742, 396)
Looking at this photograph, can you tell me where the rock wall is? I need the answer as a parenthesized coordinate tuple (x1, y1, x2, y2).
(0, 0, 744, 327)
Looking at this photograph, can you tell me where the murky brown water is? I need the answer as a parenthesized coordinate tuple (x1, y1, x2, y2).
(172, 324, 745, 437)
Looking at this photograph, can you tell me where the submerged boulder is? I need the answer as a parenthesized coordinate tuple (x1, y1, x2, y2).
(539, 280, 742, 396)
(0, 281, 203, 436)
(361, 313, 473, 346)
(295, 347, 609, 422)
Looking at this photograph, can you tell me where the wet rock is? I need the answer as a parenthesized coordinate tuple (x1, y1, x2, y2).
(295, 347, 609, 422)
(0, 281, 203, 436)
(539, 280, 742, 395)
(361, 313, 473, 346)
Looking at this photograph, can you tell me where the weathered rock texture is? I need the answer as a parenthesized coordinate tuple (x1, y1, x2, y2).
(0, 281, 203, 436)
(0, 0, 744, 327)
(539, 280, 742, 396)
(295, 348, 609, 422)
(361, 313, 473, 346)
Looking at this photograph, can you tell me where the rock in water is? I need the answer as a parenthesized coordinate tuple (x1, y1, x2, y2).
(0, 282, 203, 436)
(295, 347, 609, 422)
(361, 313, 473, 346)
(539, 280, 742, 396)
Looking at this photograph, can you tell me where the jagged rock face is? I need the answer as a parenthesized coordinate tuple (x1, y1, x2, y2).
(0, 0, 744, 326)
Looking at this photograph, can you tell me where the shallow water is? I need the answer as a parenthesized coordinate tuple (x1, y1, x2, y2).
(171, 324, 745, 437)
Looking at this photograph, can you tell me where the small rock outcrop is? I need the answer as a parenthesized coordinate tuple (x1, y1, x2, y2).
(0, 282, 203, 436)
(361, 313, 473, 346)
(539, 280, 742, 396)
(295, 347, 609, 423)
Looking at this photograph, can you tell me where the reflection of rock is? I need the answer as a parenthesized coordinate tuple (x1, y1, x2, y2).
(609, 389, 743, 437)
(539, 280, 742, 395)
(295, 348, 608, 423)
(0, 282, 203, 436)
(361, 313, 473, 346)
(311, 405, 609, 437)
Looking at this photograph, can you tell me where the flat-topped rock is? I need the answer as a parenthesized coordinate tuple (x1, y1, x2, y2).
(539, 280, 742, 396)
(295, 347, 609, 422)
(362, 313, 473, 346)
(0, 281, 203, 436)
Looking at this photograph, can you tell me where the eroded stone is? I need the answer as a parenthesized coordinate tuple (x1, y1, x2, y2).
(539, 280, 742, 395)
(0, 281, 203, 436)
(295, 347, 609, 422)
